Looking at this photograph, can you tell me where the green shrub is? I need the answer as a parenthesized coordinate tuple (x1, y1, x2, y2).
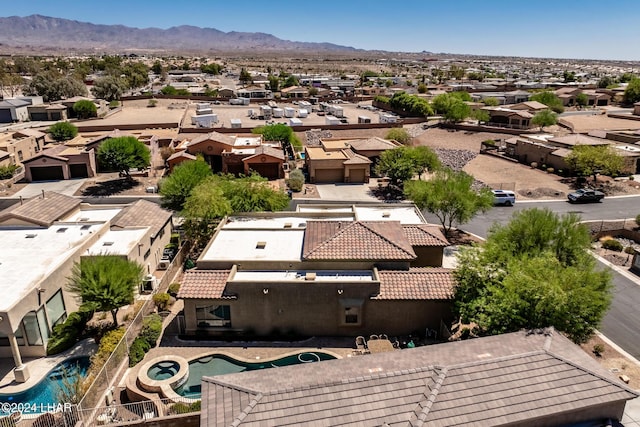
(153, 293, 171, 312)
(385, 128, 412, 145)
(168, 283, 181, 297)
(0, 164, 18, 180)
(287, 169, 305, 192)
(593, 343, 605, 357)
(625, 246, 636, 255)
(46, 307, 93, 355)
(140, 314, 163, 347)
(98, 328, 125, 354)
(483, 139, 496, 147)
(602, 239, 623, 252)
(128, 337, 151, 367)
(48, 122, 78, 141)
(170, 233, 180, 245)
(109, 100, 120, 109)
(171, 400, 201, 414)
(636, 214, 640, 227)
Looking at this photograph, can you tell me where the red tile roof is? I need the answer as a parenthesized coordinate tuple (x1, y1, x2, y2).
(376, 268, 454, 300)
(402, 224, 449, 247)
(177, 270, 231, 299)
(303, 221, 416, 261)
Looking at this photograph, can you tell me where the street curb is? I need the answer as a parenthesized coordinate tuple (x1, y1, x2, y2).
(590, 250, 640, 285)
(596, 330, 640, 370)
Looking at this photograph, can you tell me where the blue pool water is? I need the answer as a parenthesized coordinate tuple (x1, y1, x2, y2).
(176, 352, 335, 398)
(0, 356, 90, 415)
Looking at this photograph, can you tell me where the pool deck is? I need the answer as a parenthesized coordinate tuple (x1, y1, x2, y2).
(0, 339, 97, 395)
(122, 336, 358, 402)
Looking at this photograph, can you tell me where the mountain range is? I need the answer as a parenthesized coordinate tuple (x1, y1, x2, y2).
(0, 15, 359, 54)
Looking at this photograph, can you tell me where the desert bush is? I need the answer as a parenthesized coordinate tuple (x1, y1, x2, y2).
(602, 239, 623, 252)
(46, 306, 94, 355)
(593, 343, 605, 357)
(546, 167, 554, 174)
(287, 169, 305, 192)
(153, 293, 171, 311)
(170, 401, 201, 414)
(0, 164, 18, 179)
(168, 283, 181, 297)
(624, 246, 636, 255)
(636, 214, 640, 227)
(140, 314, 163, 347)
(128, 337, 151, 367)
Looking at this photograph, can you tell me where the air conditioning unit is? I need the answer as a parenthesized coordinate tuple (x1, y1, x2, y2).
(140, 274, 157, 294)
(105, 387, 115, 406)
(157, 259, 170, 270)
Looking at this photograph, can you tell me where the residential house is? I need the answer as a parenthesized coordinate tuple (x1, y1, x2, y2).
(22, 143, 97, 181)
(279, 86, 309, 99)
(236, 86, 271, 99)
(178, 204, 452, 338)
(0, 129, 46, 166)
(166, 151, 197, 172)
(0, 193, 173, 381)
(200, 328, 638, 426)
(184, 132, 285, 179)
(305, 139, 374, 183)
(0, 99, 31, 123)
(555, 87, 610, 107)
(482, 107, 533, 129)
(27, 103, 68, 122)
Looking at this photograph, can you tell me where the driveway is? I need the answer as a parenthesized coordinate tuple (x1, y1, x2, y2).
(315, 182, 379, 202)
(12, 178, 87, 198)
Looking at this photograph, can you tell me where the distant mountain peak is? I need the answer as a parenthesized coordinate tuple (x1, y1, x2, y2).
(0, 14, 358, 54)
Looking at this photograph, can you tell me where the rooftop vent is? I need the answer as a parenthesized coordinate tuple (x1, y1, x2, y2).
(57, 228, 68, 233)
(283, 223, 293, 229)
(256, 241, 267, 249)
(382, 211, 390, 218)
(103, 242, 114, 246)
(81, 225, 91, 230)
(305, 272, 317, 281)
(25, 234, 37, 239)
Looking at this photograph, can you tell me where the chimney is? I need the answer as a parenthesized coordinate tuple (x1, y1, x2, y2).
(41, 189, 45, 199)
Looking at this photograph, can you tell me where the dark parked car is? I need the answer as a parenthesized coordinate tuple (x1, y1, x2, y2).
(567, 188, 605, 203)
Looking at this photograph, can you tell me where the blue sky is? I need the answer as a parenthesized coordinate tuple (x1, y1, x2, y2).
(3, 0, 640, 60)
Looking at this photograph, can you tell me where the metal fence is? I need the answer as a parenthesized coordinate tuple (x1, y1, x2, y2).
(0, 396, 199, 427)
(77, 242, 190, 412)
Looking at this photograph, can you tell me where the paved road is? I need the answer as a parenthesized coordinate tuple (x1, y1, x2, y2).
(424, 195, 640, 359)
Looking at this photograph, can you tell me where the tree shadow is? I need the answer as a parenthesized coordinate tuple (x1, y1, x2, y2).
(81, 178, 140, 196)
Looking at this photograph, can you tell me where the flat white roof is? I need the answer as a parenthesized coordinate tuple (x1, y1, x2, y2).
(297, 206, 355, 213)
(202, 229, 304, 262)
(0, 224, 101, 312)
(63, 208, 122, 223)
(86, 228, 149, 256)
(224, 216, 353, 230)
(232, 270, 374, 282)
(233, 137, 258, 146)
(354, 206, 424, 224)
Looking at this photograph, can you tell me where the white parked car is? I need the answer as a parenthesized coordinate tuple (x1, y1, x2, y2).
(492, 190, 516, 206)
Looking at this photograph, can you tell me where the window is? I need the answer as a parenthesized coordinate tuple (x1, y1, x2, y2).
(196, 305, 231, 328)
(46, 290, 67, 329)
(344, 306, 360, 324)
(17, 150, 23, 161)
(22, 311, 44, 346)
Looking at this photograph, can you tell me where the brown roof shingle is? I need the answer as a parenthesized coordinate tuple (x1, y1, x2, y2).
(402, 224, 449, 247)
(0, 192, 80, 227)
(302, 221, 416, 261)
(376, 268, 454, 300)
(201, 329, 638, 426)
(110, 199, 172, 237)
(177, 270, 231, 299)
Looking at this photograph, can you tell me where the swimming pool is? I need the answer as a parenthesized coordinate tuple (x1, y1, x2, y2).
(0, 356, 90, 415)
(176, 352, 336, 398)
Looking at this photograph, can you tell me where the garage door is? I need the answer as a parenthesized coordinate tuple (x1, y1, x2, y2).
(315, 168, 344, 183)
(248, 163, 279, 180)
(30, 166, 64, 181)
(0, 109, 12, 123)
(349, 169, 366, 183)
(69, 163, 88, 178)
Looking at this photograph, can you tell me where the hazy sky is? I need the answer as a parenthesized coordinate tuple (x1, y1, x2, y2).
(3, 0, 640, 61)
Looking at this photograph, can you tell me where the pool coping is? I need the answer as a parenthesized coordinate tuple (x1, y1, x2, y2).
(130, 347, 345, 403)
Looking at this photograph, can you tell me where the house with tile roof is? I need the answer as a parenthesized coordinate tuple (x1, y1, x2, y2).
(304, 139, 372, 183)
(178, 204, 453, 337)
(180, 132, 285, 179)
(0, 193, 173, 382)
(200, 328, 638, 426)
